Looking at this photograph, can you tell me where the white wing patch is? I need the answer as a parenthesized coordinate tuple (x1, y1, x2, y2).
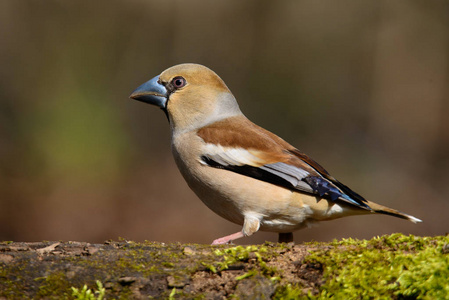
(327, 203, 344, 215)
(201, 144, 266, 166)
(201, 143, 310, 189)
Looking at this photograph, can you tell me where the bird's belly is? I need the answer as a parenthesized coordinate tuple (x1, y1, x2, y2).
(176, 165, 248, 227)
(184, 168, 323, 232)
(174, 156, 320, 230)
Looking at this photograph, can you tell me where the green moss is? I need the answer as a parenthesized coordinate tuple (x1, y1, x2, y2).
(303, 234, 449, 299)
(163, 262, 175, 268)
(201, 262, 218, 273)
(214, 245, 276, 274)
(273, 284, 304, 300)
(117, 286, 134, 300)
(235, 269, 258, 281)
(35, 271, 71, 299)
(71, 280, 105, 300)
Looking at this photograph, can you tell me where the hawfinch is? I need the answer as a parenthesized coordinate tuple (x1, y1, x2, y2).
(130, 63, 421, 245)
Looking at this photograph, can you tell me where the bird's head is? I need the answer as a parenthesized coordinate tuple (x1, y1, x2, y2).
(130, 63, 242, 133)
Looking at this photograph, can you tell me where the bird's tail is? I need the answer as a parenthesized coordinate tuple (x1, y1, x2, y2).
(366, 201, 422, 223)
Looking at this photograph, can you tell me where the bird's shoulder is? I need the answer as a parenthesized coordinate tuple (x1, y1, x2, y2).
(197, 116, 291, 151)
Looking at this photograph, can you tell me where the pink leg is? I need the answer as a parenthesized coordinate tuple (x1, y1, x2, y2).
(211, 231, 245, 245)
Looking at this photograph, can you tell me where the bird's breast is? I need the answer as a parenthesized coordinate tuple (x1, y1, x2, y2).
(171, 131, 246, 225)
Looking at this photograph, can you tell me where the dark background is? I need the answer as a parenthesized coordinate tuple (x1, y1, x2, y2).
(1, 1, 448, 244)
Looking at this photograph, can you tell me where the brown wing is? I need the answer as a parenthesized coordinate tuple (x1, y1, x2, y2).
(198, 116, 370, 209)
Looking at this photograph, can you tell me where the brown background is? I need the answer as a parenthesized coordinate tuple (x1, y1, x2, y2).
(0, 0, 448, 244)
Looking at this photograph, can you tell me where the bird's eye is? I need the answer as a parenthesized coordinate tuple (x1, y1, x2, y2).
(172, 76, 186, 89)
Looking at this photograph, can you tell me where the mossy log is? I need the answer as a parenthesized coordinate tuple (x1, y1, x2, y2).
(0, 234, 448, 299)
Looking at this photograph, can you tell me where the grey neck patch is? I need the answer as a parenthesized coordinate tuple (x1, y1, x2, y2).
(171, 92, 243, 136)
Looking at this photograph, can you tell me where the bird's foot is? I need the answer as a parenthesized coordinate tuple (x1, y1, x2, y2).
(211, 231, 245, 245)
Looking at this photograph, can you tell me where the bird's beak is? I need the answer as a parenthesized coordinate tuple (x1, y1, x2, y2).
(129, 75, 167, 109)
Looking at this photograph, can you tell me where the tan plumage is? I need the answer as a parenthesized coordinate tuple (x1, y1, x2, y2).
(130, 63, 421, 244)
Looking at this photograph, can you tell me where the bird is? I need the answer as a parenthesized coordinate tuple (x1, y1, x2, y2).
(130, 63, 422, 245)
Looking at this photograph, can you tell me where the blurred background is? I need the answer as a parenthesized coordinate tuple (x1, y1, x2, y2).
(0, 0, 448, 244)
